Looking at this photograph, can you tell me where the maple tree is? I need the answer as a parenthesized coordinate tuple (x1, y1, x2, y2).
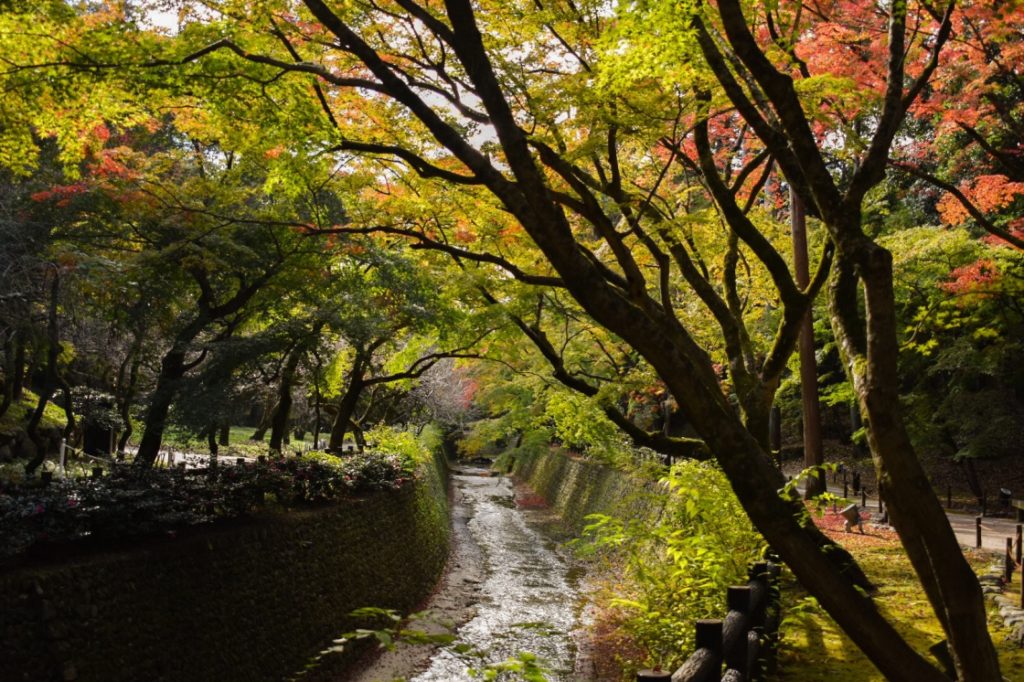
(1, 0, 1021, 678)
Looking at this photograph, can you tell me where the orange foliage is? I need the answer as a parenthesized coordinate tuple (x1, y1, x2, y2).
(936, 175, 1024, 225)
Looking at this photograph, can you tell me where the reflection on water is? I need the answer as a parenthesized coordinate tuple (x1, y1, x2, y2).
(412, 472, 580, 681)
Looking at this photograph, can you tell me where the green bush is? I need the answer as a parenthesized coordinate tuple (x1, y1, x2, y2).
(578, 460, 765, 673)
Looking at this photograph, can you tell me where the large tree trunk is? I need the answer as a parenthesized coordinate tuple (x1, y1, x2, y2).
(832, 239, 1000, 680)
(133, 346, 188, 469)
(328, 349, 370, 451)
(791, 190, 825, 498)
(328, 374, 365, 452)
(269, 344, 304, 452)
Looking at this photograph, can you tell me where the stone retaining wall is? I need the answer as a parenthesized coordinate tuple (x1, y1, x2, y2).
(0, 454, 449, 682)
(510, 448, 662, 534)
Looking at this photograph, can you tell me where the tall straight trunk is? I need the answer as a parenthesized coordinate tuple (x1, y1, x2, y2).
(791, 189, 824, 498)
(311, 352, 324, 449)
(12, 329, 25, 399)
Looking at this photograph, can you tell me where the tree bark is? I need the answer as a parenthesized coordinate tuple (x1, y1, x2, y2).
(269, 344, 304, 452)
(0, 328, 15, 420)
(12, 328, 25, 399)
(791, 190, 825, 498)
(25, 272, 66, 475)
(249, 398, 274, 442)
(312, 351, 323, 449)
(831, 239, 1001, 680)
(115, 332, 143, 453)
(328, 351, 368, 451)
(133, 345, 189, 468)
(218, 422, 230, 447)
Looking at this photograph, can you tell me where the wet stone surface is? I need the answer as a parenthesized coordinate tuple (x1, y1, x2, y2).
(411, 471, 581, 681)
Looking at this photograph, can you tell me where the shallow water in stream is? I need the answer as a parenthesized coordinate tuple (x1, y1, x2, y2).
(411, 470, 583, 681)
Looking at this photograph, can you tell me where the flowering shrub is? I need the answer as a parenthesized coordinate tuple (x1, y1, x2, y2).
(0, 452, 416, 560)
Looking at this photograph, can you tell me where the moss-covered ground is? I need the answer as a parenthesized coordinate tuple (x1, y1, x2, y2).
(775, 509, 1024, 679)
(0, 390, 67, 437)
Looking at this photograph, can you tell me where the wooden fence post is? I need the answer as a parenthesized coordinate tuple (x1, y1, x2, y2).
(724, 586, 753, 674)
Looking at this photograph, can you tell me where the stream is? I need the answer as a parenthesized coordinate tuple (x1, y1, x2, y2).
(410, 468, 582, 680)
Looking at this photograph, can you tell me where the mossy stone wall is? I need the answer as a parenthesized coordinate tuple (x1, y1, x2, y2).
(0, 454, 449, 682)
(511, 448, 662, 534)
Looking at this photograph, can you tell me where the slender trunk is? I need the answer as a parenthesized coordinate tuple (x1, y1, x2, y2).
(312, 353, 323, 449)
(57, 376, 75, 445)
(13, 329, 25, 399)
(25, 273, 62, 475)
(0, 328, 14, 420)
(269, 345, 304, 452)
(207, 427, 218, 456)
(791, 190, 825, 498)
(218, 422, 230, 447)
(769, 404, 782, 455)
(115, 333, 143, 452)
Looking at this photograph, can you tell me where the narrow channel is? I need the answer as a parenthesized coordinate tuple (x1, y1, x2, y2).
(411, 468, 580, 680)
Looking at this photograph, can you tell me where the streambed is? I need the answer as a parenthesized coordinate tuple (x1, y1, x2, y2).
(410, 469, 583, 681)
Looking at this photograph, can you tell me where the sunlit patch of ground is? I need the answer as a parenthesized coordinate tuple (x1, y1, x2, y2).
(774, 506, 1024, 680)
